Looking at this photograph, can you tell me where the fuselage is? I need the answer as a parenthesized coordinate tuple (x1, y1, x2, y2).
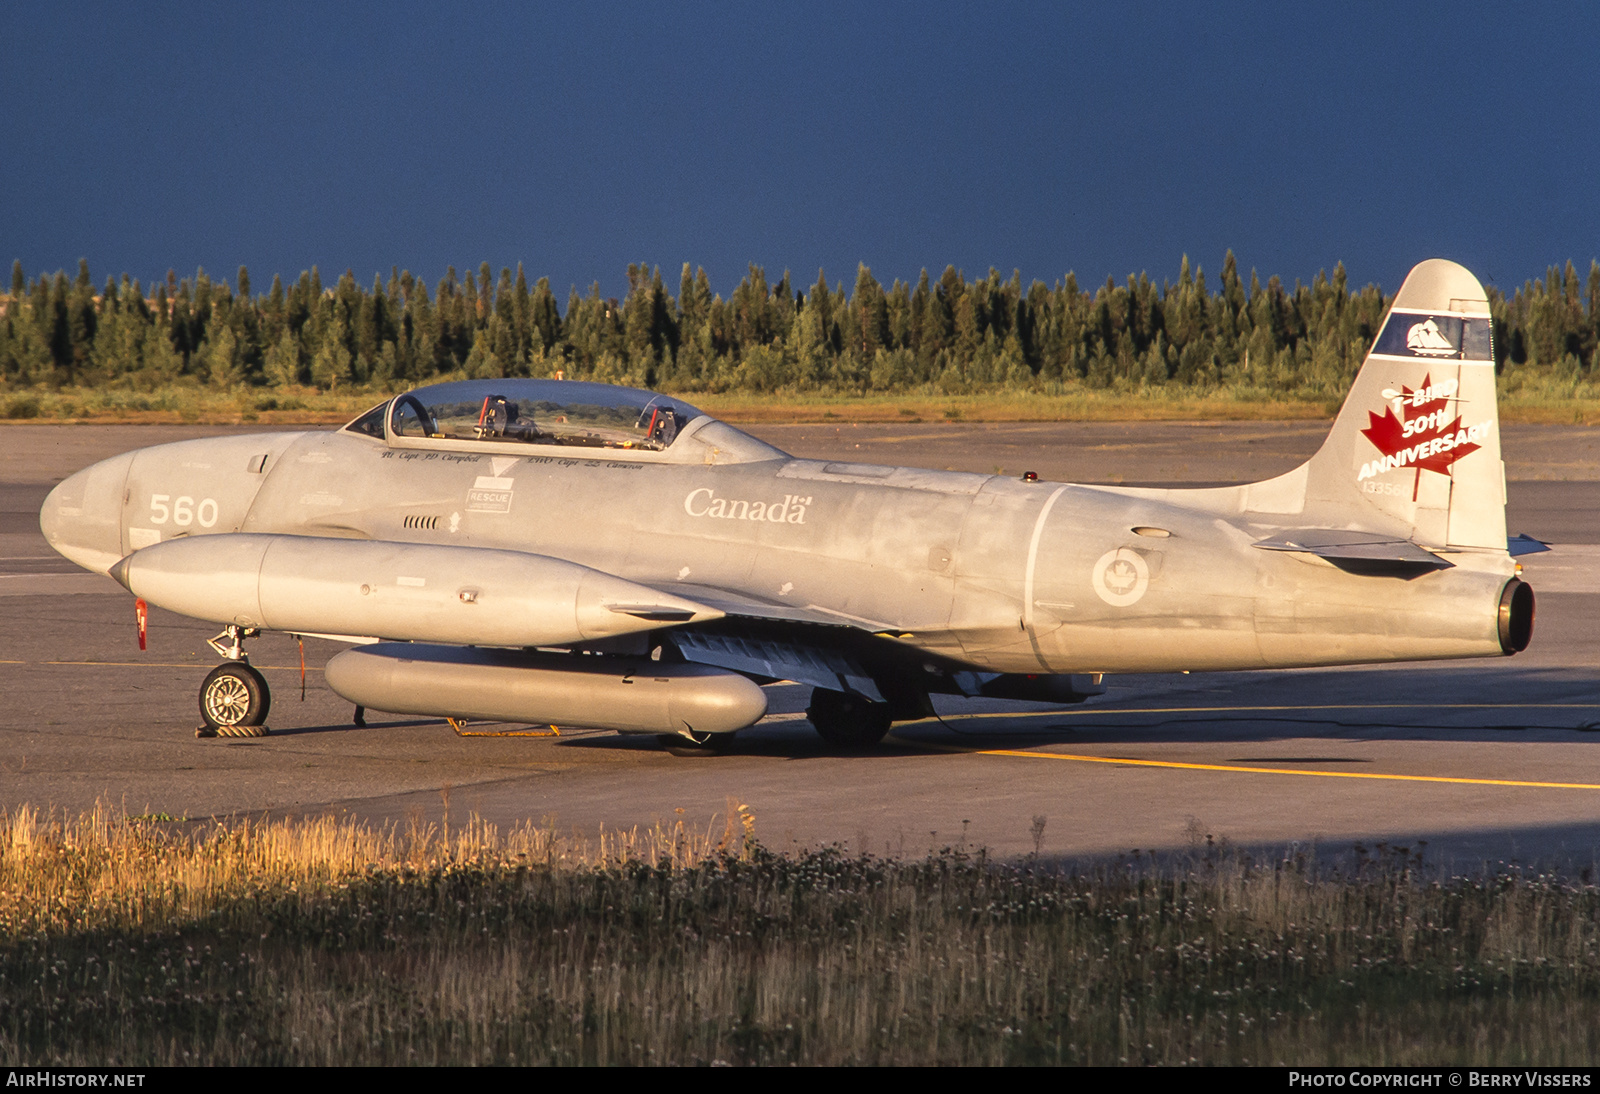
(41, 418, 1519, 676)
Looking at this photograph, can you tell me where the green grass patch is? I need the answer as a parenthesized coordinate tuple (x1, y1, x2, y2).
(4, 807, 1600, 1065)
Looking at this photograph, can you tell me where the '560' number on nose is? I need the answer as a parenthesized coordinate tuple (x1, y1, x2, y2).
(148, 494, 219, 528)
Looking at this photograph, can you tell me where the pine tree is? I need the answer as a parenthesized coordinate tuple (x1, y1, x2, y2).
(792, 298, 827, 388)
(206, 323, 241, 386)
(512, 263, 531, 360)
(264, 327, 300, 387)
(310, 316, 352, 390)
(853, 264, 887, 361)
(623, 263, 658, 372)
(66, 261, 96, 382)
(44, 272, 70, 382)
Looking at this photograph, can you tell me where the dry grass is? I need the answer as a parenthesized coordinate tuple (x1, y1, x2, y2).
(6, 807, 1600, 1065)
(687, 388, 1343, 423)
(5, 377, 1600, 426)
(0, 385, 373, 426)
(0, 802, 749, 937)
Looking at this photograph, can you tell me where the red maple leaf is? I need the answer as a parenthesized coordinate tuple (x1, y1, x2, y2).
(1360, 373, 1480, 493)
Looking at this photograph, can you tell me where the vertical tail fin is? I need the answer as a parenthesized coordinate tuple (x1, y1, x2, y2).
(1303, 259, 1505, 550)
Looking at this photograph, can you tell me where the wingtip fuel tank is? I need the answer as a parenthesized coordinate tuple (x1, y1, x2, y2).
(324, 643, 769, 736)
(112, 533, 723, 647)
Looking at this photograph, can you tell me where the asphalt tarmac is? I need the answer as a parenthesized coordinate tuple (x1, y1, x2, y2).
(3, 419, 1598, 871)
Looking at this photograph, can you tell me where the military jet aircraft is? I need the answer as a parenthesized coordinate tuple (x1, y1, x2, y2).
(40, 259, 1536, 750)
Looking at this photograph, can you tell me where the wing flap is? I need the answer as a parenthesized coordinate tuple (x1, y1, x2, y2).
(670, 629, 884, 700)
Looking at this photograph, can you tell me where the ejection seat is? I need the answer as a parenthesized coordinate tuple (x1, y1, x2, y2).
(476, 395, 541, 443)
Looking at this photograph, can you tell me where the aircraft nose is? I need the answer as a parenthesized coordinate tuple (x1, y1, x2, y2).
(40, 452, 134, 575)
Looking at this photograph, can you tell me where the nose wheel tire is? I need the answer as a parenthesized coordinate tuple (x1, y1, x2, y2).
(200, 663, 271, 731)
(807, 688, 892, 749)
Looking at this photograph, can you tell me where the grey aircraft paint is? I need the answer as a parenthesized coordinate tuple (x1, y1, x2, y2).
(40, 260, 1536, 744)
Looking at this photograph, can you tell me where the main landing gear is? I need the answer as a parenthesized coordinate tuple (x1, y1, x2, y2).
(806, 688, 892, 749)
(197, 625, 271, 737)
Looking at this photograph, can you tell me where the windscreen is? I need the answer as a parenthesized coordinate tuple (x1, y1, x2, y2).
(385, 379, 704, 451)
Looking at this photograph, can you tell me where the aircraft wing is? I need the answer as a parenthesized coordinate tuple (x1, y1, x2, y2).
(638, 581, 919, 701)
(652, 581, 902, 633)
(643, 581, 1099, 708)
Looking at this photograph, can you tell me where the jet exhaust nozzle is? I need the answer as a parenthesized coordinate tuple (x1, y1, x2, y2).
(1498, 578, 1535, 654)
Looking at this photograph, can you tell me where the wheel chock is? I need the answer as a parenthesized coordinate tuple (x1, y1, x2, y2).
(196, 724, 271, 739)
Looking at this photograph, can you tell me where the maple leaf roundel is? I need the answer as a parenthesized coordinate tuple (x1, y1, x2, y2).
(1359, 373, 1481, 479)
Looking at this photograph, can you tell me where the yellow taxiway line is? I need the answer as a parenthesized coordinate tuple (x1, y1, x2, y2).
(922, 701, 1600, 788)
(971, 748, 1600, 791)
(935, 702, 1598, 720)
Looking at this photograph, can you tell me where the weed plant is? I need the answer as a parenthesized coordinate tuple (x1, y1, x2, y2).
(3, 806, 1600, 1065)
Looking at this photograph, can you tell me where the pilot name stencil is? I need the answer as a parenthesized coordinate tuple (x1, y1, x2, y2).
(685, 489, 811, 523)
(522, 455, 644, 471)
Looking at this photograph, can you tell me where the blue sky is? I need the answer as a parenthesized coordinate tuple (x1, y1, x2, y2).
(4, 3, 1597, 300)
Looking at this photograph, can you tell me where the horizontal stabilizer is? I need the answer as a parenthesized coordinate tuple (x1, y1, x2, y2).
(1252, 529, 1451, 568)
(1508, 534, 1551, 557)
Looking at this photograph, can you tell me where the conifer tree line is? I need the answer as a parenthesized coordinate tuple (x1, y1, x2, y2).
(2, 254, 1598, 397)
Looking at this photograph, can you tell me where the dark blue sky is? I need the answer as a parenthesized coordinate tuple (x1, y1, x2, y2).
(4, 3, 1597, 301)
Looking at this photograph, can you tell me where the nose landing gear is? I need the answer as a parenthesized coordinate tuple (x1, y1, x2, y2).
(197, 626, 271, 737)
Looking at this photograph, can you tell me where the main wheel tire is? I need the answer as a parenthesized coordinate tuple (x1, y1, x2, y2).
(200, 663, 271, 730)
(806, 688, 892, 748)
(657, 730, 736, 757)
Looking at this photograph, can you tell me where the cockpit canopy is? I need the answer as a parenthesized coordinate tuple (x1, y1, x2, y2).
(343, 378, 785, 464)
(346, 379, 705, 451)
